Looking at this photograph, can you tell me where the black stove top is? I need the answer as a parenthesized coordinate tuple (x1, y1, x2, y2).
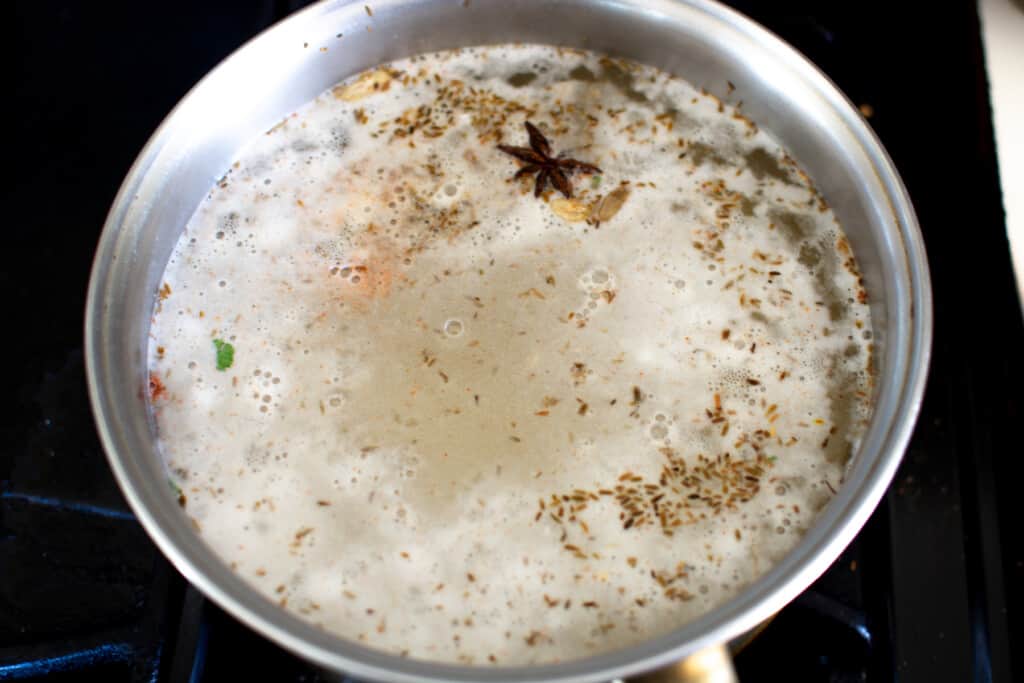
(4, 1, 1021, 681)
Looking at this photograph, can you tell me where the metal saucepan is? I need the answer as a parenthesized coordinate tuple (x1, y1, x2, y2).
(85, 1, 931, 680)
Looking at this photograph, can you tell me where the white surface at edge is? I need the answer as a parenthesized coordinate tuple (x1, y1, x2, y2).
(980, 0, 1024, 304)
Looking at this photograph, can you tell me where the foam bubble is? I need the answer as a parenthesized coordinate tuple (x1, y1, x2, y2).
(443, 318, 464, 337)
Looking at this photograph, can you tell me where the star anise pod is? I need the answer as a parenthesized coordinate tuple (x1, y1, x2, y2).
(498, 121, 602, 198)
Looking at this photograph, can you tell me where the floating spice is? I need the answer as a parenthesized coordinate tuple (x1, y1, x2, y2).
(594, 185, 630, 225)
(497, 121, 601, 198)
(334, 68, 394, 101)
(550, 198, 592, 222)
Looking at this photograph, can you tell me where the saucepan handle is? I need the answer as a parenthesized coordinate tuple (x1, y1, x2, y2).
(619, 644, 739, 683)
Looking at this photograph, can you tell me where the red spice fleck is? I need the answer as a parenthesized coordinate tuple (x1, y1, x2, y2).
(149, 373, 167, 401)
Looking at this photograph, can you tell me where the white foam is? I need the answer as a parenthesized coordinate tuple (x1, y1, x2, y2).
(148, 45, 874, 666)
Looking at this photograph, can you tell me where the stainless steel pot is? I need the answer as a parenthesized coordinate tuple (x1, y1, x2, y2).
(85, 1, 932, 681)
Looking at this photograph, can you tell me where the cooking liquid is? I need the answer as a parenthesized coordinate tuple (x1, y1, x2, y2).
(148, 45, 874, 665)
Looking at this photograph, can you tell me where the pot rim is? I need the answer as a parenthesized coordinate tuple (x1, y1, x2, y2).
(85, 1, 932, 681)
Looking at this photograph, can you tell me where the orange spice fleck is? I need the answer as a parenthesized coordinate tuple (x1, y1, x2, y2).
(148, 373, 167, 401)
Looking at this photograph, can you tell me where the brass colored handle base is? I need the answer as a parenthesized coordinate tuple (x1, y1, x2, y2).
(626, 644, 739, 683)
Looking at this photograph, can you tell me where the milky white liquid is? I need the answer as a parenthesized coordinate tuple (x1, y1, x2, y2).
(148, 45, 874, 665)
